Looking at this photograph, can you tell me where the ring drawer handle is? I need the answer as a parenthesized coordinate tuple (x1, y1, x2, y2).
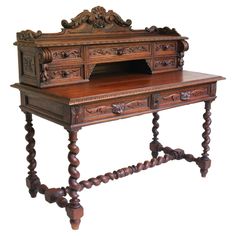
(180, 91, 191, 101)
(112, 103, 125, 114)
(116, 48, 124, 55)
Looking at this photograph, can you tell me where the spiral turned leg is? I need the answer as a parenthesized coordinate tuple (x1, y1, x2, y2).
(150, 112, 162, 158)
(197, 101, 212, 177)
(65, 129, 83, 230)
(25, 112, 40, 198)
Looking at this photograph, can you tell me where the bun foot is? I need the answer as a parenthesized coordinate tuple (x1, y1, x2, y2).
(66, 205, 84, 230)
(70, 219, 81, 230)
(26, 175, 40, 198)
(196, 157, 211, 178)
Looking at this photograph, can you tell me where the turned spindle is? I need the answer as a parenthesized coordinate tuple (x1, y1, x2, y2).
(65, 129, 83, 230)
(150, 112, 162, 158)
(25, 112, 40, 197)
(197, 101, 212, 177)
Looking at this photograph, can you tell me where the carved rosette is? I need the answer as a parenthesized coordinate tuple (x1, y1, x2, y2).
(61, 6, 132, 32)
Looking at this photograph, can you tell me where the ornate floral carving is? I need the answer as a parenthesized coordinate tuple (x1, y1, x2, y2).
(162, 93, 180, 102)
(145, 26, 180, 36)
(85, 64, 96, 79)
(40, 67, 81, 82)
(71, 106, 82, 124)
(155, 42, 176, 51)
(52, 49, 81, 60)
(85, 99, 147, 116)
(23, 55, 35, 75)
(191, 88, 207, 97)
(86, 105, 111, 114)
(89, 45, 149, 57)
(61, 6, 132, 30)
(154, 57, 176, 68)
(17, 30, 42, 41)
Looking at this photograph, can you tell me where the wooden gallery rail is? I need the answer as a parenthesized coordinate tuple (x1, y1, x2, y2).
(12, 6, 224, 231)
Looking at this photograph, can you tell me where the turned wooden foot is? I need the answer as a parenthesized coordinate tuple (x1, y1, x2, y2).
(150, 112, 162, 158)
(66, 205, 84, 230)
(198, 101, 212, 177)
(25, 112, 40, 197)
(66, 129, 83, 230)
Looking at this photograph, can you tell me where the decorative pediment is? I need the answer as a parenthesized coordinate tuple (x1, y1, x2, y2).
(61, 6, 132, 32)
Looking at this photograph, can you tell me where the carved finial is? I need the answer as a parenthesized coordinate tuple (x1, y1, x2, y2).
(61, 6, 132, 31)
(145, 26, 180, 36)
(17, 29, 42, 41)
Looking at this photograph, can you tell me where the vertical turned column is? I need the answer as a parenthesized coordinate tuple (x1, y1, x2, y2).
(66, 129, 83, 230)
(150, 112, 162, 158)
(197, 101, 212, 177)
(25, 112, 40, 197)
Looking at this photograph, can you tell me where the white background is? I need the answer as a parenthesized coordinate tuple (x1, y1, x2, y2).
(0, 0, 235, 235)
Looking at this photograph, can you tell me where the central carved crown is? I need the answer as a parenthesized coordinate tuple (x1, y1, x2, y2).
(61, 6, 132, 32)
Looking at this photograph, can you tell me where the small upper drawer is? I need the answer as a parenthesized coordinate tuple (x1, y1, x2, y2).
(87, 43, 152, 62)
(50, 47, 83, 64)
(154, 56, 177, 71)
(154, 41, 177, 56)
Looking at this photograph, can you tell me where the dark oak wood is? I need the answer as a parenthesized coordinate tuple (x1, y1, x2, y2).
(150, 112, 162, 158)
(197, 101, 212, 177)
(14, 6, 188, 88)
(12, 5, 225, 231)
(25, 112, 40, 197)
(66, 130, 83, 230)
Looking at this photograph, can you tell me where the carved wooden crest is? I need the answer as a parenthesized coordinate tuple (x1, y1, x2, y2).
(61, 6, 132, 32)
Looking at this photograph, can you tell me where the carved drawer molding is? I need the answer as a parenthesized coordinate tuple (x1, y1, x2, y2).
(149, 85, 211, 110)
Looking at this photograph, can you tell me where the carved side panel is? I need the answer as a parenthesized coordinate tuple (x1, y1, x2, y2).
(22, 54, 36, 77)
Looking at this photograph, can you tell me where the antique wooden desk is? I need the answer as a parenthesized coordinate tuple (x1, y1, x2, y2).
(12, 6, 224, 230)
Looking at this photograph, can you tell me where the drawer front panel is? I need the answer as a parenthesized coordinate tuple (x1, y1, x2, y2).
(150, 85, 211, 110)
(40, 65, 84, 87)
(88, 43, 151, 62)
(154, 41, 177, 56)
(50, 47, 83, 64)
(154, 56, 177, 71)
(83, 95, 149, 122)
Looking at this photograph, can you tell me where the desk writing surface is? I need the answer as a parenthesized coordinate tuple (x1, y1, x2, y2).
(12, 70, 224, 105)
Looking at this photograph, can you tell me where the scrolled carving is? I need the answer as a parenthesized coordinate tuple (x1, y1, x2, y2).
(17, 29, 42, 41)
(145, 26, 180, 36)
(38, 48, 53, 64)
(61, 6, 132, 31)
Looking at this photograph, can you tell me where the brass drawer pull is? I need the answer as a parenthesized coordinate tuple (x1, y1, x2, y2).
(180, 91, 191, 101)
(112, 103, 125, 114)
